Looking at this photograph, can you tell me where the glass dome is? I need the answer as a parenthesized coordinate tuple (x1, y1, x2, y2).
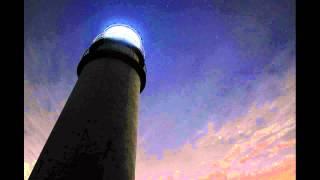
(93, 24, 143, 52)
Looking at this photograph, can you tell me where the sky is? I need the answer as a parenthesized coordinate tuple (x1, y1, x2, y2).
(24, 0, 296, 179)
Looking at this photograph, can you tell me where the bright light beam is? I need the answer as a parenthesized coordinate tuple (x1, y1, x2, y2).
(93, 24, 143, 52)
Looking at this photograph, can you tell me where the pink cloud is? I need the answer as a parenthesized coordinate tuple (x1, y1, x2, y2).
(24, 69, 295, 179)
(135, 68, 295, 179)
(24, 59, 295, 180)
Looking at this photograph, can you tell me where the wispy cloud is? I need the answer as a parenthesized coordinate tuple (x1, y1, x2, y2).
(24, 60, 295, 180)
(135, 68, 295, 179)
(24, 58, 295, 180)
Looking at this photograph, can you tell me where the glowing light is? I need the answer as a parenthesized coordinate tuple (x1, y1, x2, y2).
(93, 24, 143, 51)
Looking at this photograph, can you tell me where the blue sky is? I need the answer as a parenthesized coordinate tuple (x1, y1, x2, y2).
(24, 0, 295, 178)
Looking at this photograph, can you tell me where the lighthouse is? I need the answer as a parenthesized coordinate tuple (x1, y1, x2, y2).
(29, 24, 146, 180)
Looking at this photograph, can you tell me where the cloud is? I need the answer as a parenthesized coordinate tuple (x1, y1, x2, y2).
(24, 36, 76, 164)
(24, 78, 73, 179)
(135, 68, 295, 179)
(24, 51, 295, 180)
(24, 11, 295, 178)
(24, 79, 68, 161)
(214, 0, 295, 62)
(24, 46, 295, 180)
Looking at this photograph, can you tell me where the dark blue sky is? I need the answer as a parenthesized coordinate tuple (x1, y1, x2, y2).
(24, 0, 295, 157)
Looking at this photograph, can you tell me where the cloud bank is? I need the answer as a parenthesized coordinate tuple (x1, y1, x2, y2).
(24, 65, 295, 179)
(135, 68, 295, 179)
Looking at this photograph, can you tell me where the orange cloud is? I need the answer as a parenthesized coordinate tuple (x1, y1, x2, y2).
(24, 63, 295, 179)
(135, 68, 295, 179)
(24, 68, 295, 180)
